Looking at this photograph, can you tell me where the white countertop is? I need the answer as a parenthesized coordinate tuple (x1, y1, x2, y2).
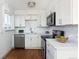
(46, 38, 78, 50)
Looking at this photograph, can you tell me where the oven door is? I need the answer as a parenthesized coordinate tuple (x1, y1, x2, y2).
(41, 39, 46, 59)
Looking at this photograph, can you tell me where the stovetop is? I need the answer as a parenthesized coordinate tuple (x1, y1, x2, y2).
(41, 35, 53, 39)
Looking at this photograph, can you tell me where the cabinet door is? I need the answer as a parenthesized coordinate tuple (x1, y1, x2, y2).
(40, 12, 47, 27)
(25, 35, 32, 49)
(25, 35, 41, 49)
(31, 35, 41, 49)
(56, 0, 77, 25)
(57, 49, 77, 59)
(20, 16, 25, 27)
(72, 0, 78, 24)
(55, 2, 61, 25)
(15, 16, 20, 27)
(15, 16, 25, 27)
(62, 0, 78, 25)
(56, 0, 65, 26)
(10, 15, 14, 30)
(3, 14, 11, 30)
(60, 0, 72, 25)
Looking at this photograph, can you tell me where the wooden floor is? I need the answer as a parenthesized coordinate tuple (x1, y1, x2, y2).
(5, 49, 44, 59)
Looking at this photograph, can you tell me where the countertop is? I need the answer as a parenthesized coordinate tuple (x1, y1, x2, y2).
(46, 38, 78, 50)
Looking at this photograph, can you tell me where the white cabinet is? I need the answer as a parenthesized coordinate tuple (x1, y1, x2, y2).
(20, 16, 25, 27)
(46, 40, 77, 59)
(71, 0, 78, 24)
(30, 35, 41, 48)
(9, 15, 14, 30)
(15, 15, 25, 27)
(25, 15, 40, 27)
(56, 0, 71, 25)
(46, 41, 56, 59)
(15, 15, 40, 27)
(2, 3, 15, 30)
(55, 0, 78, 25)
(57, 49, 77, 59)
(55, 0, 63, 26)
(25, 35, 31, 48)
(40, 12, 47, 27)
(14, 16, 20, 27)
(25, 34, 41, 49)
(3, 14, 14, 30)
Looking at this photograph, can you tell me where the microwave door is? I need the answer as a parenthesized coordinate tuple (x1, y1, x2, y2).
(47, 17, 51, 25)
(51, 15, 54, 25)
(52, 12, 56, 25)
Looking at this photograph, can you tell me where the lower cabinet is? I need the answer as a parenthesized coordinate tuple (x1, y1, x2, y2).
(46, 41, 56, 59)
(47, 49, 55, 59)
(25, 34, 41, 49)
(46, 41, 77, 59)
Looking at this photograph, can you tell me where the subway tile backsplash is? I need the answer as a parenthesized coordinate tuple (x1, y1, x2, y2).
(40, 25, 78, 43)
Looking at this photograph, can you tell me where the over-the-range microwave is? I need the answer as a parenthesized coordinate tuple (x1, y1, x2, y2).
(47, 12, 56, 26)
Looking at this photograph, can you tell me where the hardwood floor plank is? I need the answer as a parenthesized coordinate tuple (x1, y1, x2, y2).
(5, 49, 44, 59)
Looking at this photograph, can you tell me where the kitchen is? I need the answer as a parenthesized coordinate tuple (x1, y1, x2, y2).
(0, 0, 78, 59)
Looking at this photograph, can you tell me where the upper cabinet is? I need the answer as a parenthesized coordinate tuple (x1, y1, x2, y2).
(10, 15, 15, 30)
(48, 0, 78, 26)
(71, 0, 78, 24)
(3, 14, 15, 30)
(20, 16, 25, 27)
(15, 15, 40, 28)
(40, 11, 48, 27)
(15, 15, 25, 27)
(2, 3, 15, 30)
(55, 0, 78, 26)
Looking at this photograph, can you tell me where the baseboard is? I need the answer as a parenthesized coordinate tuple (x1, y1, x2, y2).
(1, 48, 13, 59)
(25, 47, 42, 49)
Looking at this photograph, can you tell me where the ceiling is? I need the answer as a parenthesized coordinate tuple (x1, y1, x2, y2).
(6, 0, 52, 10)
